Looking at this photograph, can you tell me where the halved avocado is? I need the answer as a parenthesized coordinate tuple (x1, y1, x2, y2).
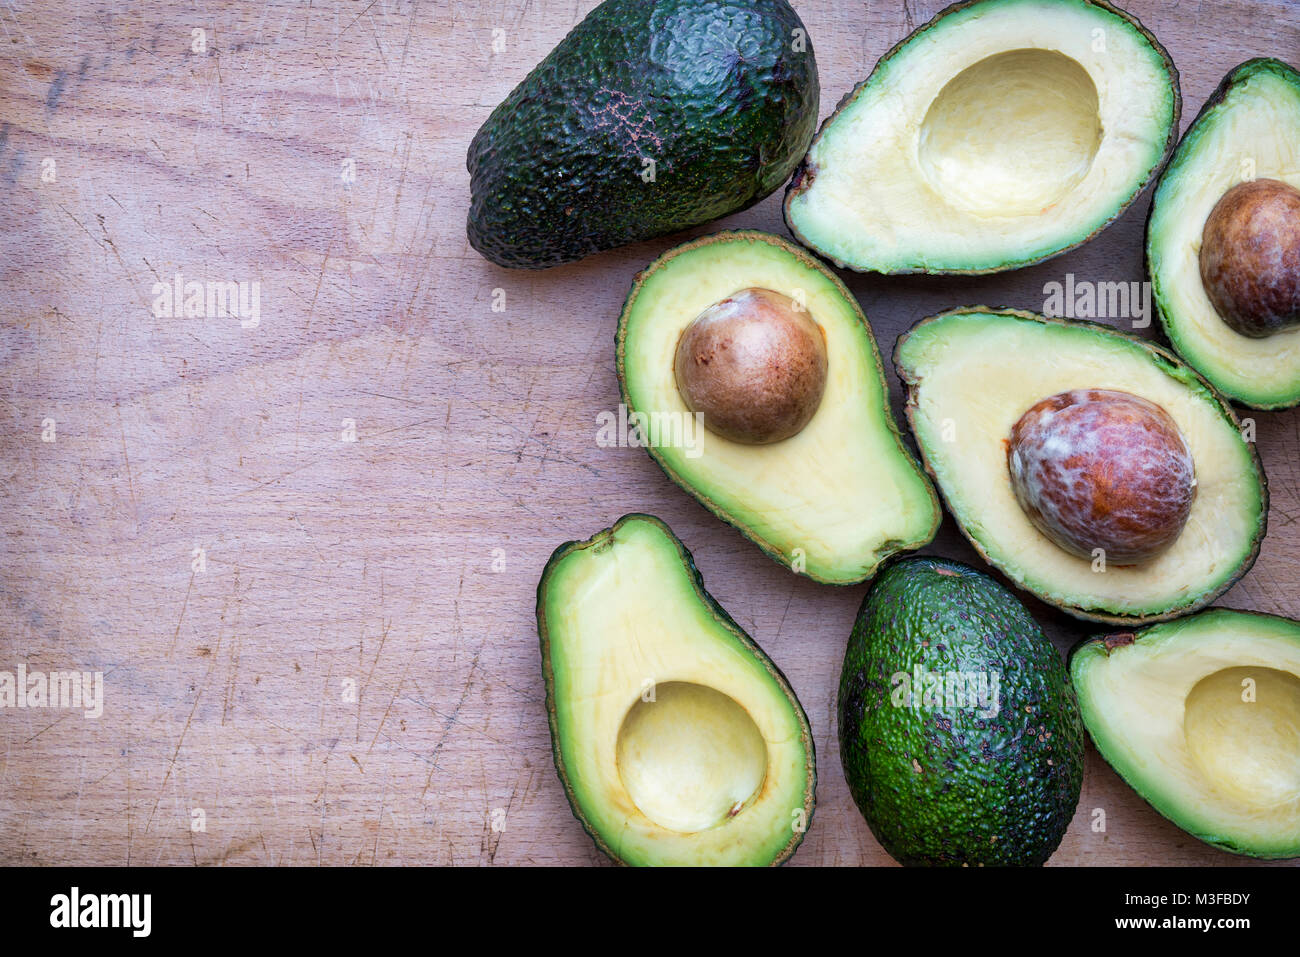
(784, 0, 1179, 275)
(617, 231, 941, 585)
(1148, 59, 1300, 409)
(536, 514, 816, 866)
(894, 308, 1267, 624)
(1072, 609, 1300, 859)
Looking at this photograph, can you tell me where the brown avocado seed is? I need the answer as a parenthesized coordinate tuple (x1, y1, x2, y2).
(1199, 178, 1300, 338)
(1007, 389, 1196, 565)
(673, 288, 828, 445)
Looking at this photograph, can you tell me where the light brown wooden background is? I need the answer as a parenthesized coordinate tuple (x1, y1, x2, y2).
(1, 0, 1297, 866)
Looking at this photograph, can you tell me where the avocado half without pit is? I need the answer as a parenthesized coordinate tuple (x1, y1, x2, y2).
(618, 231, 941, 585)
(1072, 609, 1300, 859)
(784, 0, 1180, 274)
(536, 514, 816, 866)
(894, 308, 1267, 624)
(1148, 58, 1300, 408)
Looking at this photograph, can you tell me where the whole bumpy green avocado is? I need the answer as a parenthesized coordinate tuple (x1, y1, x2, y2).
(467, 0, 819, 268)
(838, 556, 1084, 866)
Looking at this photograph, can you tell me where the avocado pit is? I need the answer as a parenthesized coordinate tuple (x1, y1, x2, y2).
(1007, 389, 1196, 565)
(673, 287, 827, 444)
(1199, 178, 1300, 338)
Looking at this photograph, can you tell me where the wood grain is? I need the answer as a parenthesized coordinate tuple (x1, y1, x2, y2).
(0, 0, 1297, 866)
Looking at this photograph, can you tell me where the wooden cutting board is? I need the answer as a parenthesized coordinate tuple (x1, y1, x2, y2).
(1, 0, 1297, 866)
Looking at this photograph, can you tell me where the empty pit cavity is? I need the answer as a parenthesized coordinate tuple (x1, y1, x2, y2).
(616, 681, 768, 832)
(1184, 666, 1300, 809)
(918, 49, 1102, 217)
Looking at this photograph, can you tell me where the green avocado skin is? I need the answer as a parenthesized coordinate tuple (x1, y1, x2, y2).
(838, 556, 1085, 866)
(466, 0, 818, 269)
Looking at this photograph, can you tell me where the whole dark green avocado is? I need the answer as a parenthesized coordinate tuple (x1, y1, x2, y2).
(838, 556, 1084, 866)
(466, 0, 819, 269)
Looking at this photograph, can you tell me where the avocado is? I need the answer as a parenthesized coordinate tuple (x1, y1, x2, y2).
(536, 514, 816, 866)
(1147, 59, 1300, 409)
(617, 231, 941, 585)
(1072, 608, 1300, 859)
(838, 556, 1084, 866)
(783, 0, 1179, 274)
(894, 308, 1267, 624)
(466, 0, 819, 269)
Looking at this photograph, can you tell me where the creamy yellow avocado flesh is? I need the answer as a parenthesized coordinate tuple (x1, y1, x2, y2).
(786, 0, 1177, 273)
(538, 515, 814, 866)
(1073, 609, 1300, 858)
(1148, 60, 1300, 409)
(619, 232, 939, 585)
(896, 310, 1264, 622)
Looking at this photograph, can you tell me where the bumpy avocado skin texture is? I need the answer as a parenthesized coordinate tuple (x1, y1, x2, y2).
(537, 513, 816, 866)
(467, 0, 819, 269)
(839, 556, 1084, 866)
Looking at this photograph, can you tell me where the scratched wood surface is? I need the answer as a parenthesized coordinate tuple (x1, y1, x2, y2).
(0, 0, 1297, 866)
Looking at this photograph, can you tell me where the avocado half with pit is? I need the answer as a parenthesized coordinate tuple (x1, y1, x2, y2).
(784, 0, 1180, 274)
(617, 231, 941, 585)
(894, 308, 1267, 624)
(1147, 59, 1300, 409)
(537, 514, 815, 866)
(1072, 609, 1300, 859)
